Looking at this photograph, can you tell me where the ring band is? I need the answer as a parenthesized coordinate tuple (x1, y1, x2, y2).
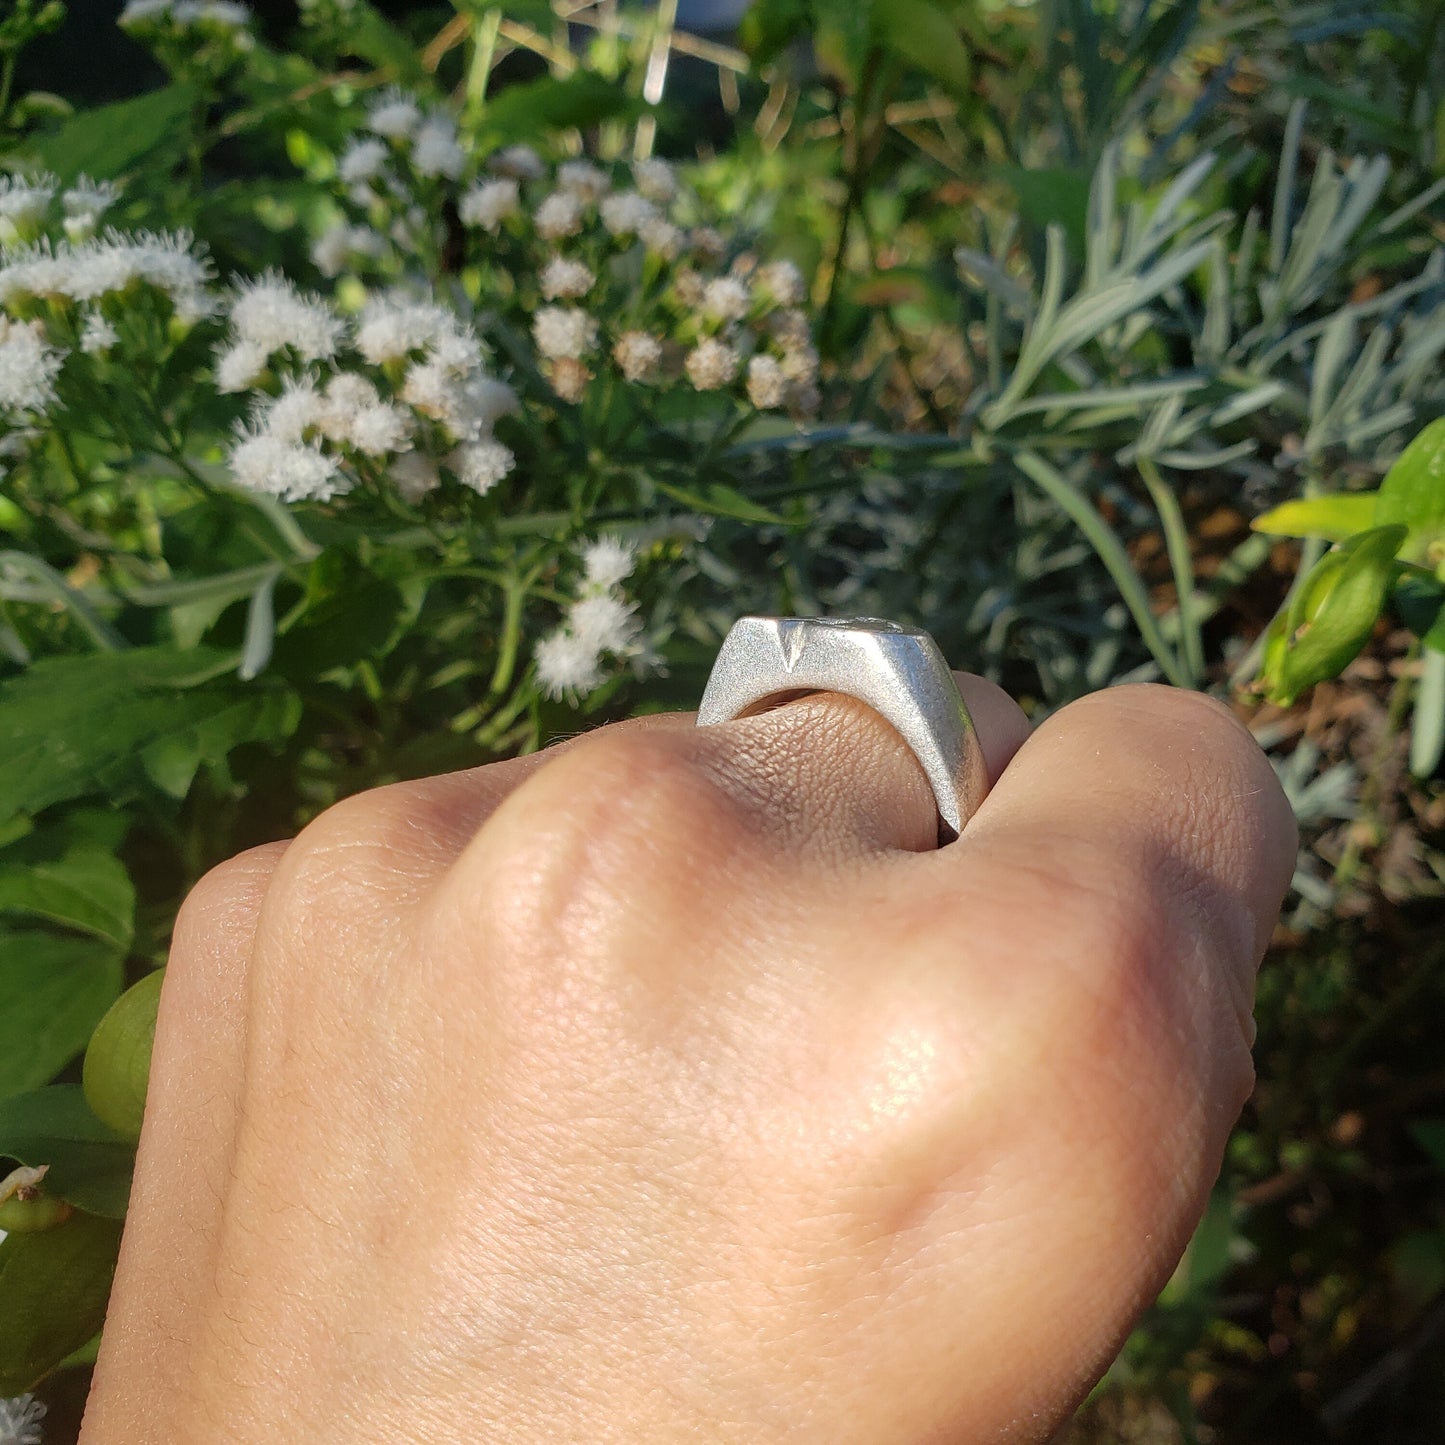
(695, 616, 987, 842)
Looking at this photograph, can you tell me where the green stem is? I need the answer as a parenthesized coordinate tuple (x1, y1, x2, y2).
(1332, 638, 1420, 892)
(819, 48, 883, 349)
(0, 52, 17, 133)
(1015, 449, 1191, 688)
(464, 8, 503, 128)
(488, 574, 527, 697)
(1138, 455, 1204, 687)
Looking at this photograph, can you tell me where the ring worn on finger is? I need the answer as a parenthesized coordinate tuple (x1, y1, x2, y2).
(695, 616, 988, 844)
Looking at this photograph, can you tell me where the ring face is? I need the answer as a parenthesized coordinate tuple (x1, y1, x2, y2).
(695, 615, 986, 841)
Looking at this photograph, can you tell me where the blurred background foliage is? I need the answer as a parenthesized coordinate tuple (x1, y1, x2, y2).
(0, 0, 1443, 1440)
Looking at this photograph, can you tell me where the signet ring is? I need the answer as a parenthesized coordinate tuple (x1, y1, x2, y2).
(695, 616, 988, 843)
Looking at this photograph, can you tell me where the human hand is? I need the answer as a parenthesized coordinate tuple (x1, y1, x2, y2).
(79, 677, 1295, 1444)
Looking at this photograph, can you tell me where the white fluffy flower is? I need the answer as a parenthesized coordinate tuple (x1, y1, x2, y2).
(261, 380, 323, 444)
(534, 627, 604, 698)
(80, 312, 119, 355)
(400, 357, 453, 418)
(638, 216, 684, 259)
(448, 438, 514, 495)
(701, 276, 750, 324)
(612, 330, 662, 384)
(366, 89, 421, 140)
(412, 114, 465, 179)
(533, 305, 598, 361)
(311, 221, 384, 277)
(402, 361, 516, 441)
(458, 177, 519, 232)
(122, 230, 213, 298)
(540, 255, 594, 301)
(581, 535, 636, 590)
(684, 337, 739, 391)
(548, 357, 590, 404)
(0, 1392, 46, 1445)
(61, 176, 121, 239)
(556, 160, 609, 202)
(229, 428, 344, 502)
(690, 226, 725, 263)
(215, 339, 269, 392)
(337, 137, 389, 185)
(598, 190, 657, 239)
(450, 374, 519, 437)
(489, 144, 545, 180)
(346, 401, 413, 457)
(391, 450, 440, 502)
(172, 0, 251, 28)
(229, 273, 342, 361)
(631, 157, 677, 204)
(568, 590, 638, 654)
(534, 190, 583, 241)
(745, 353, 788, 410)
(0, 317, 64, 417)
(754, 258, 805, 308)
(353, 293, 452, 363)
(119, 0, 173, 23)
(767, 306, 811, 351)
(0, 174, 55, 221)
(779, 341, 819, 385)
(311, 372, 412, 455)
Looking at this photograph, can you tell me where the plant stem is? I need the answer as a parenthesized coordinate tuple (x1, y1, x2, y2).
(1015, 448, 1191, 688)
(820, 47, 883, 349)
(1138, 455, 1204, 686)
(1333, 639, 1420, 892)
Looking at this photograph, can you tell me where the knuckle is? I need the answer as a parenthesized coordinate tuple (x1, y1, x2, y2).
(268, 780, 460, 913)
(169, 840, 289, 969)
(449, 729, 758, 978)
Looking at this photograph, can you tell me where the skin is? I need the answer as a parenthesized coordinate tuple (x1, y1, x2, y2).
(78, 677, 1296, 1444)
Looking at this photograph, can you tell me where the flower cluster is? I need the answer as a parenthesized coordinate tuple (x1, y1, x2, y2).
(0, 172, 121, 247)
(534, 536, 645, 699)
(309, 99, 821, 417)
(118, 0, 253, 43)
(0, 1393, 45, 1445)
(0, 173, 215, 449)
(217, 276, 519, 503)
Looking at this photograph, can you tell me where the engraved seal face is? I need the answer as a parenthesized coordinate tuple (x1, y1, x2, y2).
(695, 615, 987, 842)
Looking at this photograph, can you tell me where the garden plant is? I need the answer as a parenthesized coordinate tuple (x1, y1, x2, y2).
(1, 0, 1444, 1439)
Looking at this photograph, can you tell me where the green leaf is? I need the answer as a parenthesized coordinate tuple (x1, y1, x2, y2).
(0, 647, 301, 824)
(993, 165, 1092, 257)
(0, 1086, 132, 1219)
(84, 970, 164, 1144)
(1409, 1119, 1445, 1174)
(26, 85, 196, 184)
(739, 0, 814, 65)
(876, 0, 973, 97)
(1395, 572, 1445, 652)
(1261, 525, 1407, 705)
(1251, 492, 1381, 542)
(0, 842, 134, 948)
(0, 1210, 124, 1395)
(478, 72, 644, 144)
(1411, 648, 1445, 779)
(0, 934, 125, 1104)
(652, 480, 790, 525)
(338, 3, 431, 84)
(1377, 417, 1445, 557)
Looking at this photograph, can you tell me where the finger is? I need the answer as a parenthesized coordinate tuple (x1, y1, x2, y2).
(874, 684, 1296, 1433)
(88, 841, 289, 1440)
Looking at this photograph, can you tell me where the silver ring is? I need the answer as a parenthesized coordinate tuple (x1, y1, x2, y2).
(695, 616, 987, 842)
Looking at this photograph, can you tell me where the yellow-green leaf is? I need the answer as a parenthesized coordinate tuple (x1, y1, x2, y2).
(1251, 492, 1380, 541)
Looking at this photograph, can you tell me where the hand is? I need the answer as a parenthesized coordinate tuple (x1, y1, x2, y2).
(79, 678, 1295, 1444)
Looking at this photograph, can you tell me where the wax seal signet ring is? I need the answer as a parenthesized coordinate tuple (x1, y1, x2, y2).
(695, 615, 987, 842)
